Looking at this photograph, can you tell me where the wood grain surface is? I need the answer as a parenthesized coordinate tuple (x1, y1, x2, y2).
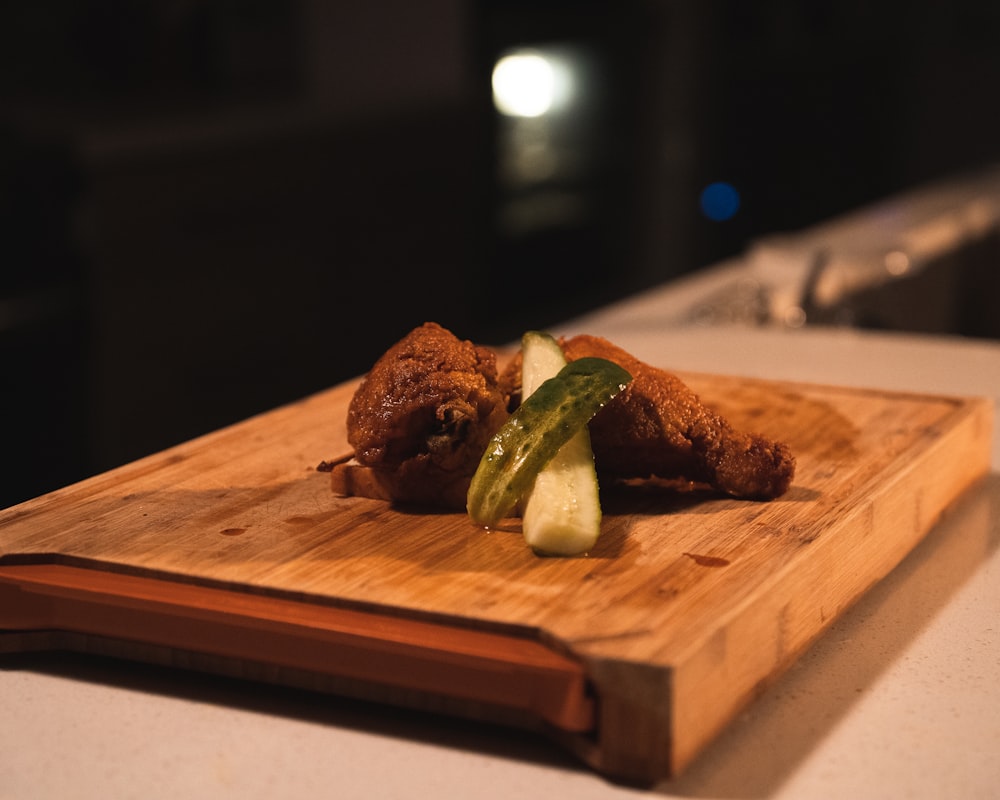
(0, 372, 992, 783)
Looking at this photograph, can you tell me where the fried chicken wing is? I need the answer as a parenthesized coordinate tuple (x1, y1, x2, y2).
(558, 334, 795, 499)
(346, 322, 509, 508)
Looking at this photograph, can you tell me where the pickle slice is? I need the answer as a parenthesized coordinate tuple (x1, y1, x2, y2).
(520, 331, 604, 556)
(466, 349, 631, 529)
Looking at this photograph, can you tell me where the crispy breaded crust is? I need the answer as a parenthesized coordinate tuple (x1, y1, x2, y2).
(346, 322, 509, 508)
(559, 334, 795, 499)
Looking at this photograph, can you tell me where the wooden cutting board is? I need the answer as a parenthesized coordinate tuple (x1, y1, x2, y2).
(0, 371, 991, 784)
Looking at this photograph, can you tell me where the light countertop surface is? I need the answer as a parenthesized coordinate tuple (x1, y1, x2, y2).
(3, 265, 999, 799)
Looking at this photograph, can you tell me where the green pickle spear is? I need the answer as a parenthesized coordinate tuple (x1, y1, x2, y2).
(520, 332, 609, 555)
(466, 333, 631, 551)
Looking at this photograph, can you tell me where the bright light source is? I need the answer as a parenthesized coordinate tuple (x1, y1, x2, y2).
(492, 48, 582, 118)
(492, 52, 556, 117)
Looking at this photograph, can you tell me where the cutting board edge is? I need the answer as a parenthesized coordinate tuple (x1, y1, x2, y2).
(557, 390, 994, 782)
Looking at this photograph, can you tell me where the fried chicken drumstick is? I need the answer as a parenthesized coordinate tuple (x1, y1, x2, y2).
(560, 335, 794, 499)
(341, 324, 794, 507)
(346, 322, 509, 508)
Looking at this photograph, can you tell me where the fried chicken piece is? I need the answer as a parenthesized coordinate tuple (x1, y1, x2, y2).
(346, 322, 509, 508)
(501, 334, 795, 499)
(345, 324, 793, 508)
(560, 335, 795, 499)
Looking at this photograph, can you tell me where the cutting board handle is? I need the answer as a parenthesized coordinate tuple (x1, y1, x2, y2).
(0, 560, 594, 733)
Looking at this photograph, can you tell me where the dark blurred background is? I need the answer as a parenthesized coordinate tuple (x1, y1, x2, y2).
(3, 1, 1000, 507)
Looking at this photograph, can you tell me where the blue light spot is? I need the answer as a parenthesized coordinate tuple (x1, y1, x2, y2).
(699, 182, 740, 221)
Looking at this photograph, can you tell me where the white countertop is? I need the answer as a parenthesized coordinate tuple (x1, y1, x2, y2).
(3, 268, 999, 800)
